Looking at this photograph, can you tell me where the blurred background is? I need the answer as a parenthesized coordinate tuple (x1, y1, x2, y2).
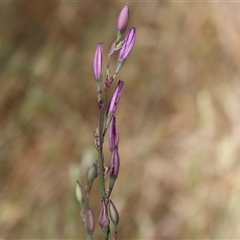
(1, 1, 240, 239)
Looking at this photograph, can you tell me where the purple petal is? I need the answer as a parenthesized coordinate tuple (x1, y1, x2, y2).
(117, 3, 129, 33)
(106, 80, 124, 116)
(110, 148, 120, 178)
(93, 42, 103, 80)
(118, 27, 136, 62)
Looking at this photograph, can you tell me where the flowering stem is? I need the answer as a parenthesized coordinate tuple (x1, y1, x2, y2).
(75, 4, 136, 239)
(98, 88, 108, 203)
(98, 108, 106, 201)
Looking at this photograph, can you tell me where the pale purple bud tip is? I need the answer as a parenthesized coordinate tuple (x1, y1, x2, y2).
(118, 3, 129, 34)
(86, 208, 95, 235)
(109, 116, 119, 151)
(110, 149, 120, 178)
(93, 42, 103, 81)
(106, 80, 124, 117)
(118, 27, 136, 62)
(99, 198, 110, 230)
(109, 200, 119, 226)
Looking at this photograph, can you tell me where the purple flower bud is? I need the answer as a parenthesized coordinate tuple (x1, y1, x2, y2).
(119, 27, 136, 62)
(107, 149, 120, 197)
(86, 207, 95, 235)
(105, 80, 124, 131)
(107, 80, 124, 116)
(118, 3, 129, 34)
(109, 200, 119, 226)
(99, 198, 110, 230)
(109, 116, 119, 151)
(93, 42, 103, 81)
(115, 27, 136, 75)
(110, 149, 120, 179)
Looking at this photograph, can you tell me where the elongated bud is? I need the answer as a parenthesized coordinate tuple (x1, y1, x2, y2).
(118, 3, 129, 33)
(109, 200, 119, 227)
(115, 27, 136, 75)
(110, 149, 120, 178)
(94, 42, 103, 91)
(106, 80, 124, 130)
(76, 181, 85, 209)
(86, 207, 95, 235)
(116, 3, 130, 42)
(85, 163, 98, 194)
(119, 27, 136, 61)
(108, 149, 120, 197)
(99, 198, 110, 230)
(109, 116, 119, 151)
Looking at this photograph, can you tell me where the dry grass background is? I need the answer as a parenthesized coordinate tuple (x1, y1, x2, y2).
(1, 1, 240, 239)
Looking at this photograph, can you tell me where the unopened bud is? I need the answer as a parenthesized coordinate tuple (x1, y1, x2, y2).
(109, 200, 119, 227)
(86, 207, 95, 235)
(110, 149, 120, 179)
(105, 80, 124, 130)
(108, 149, 120, 197)
(99, 198, 110, 231)
(115, 27, 136, 75)
(93, 42, 103, 83)
(76, 181, 85, 209)
(93, 43, 103, 92)
(117, 3, 130, 42)
(109, 116, 119, 151)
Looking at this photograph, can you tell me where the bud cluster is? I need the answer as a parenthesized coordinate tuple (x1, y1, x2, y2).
(76, 3, 136, 240)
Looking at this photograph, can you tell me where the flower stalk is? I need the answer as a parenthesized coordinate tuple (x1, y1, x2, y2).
(75, 3, 136, 239)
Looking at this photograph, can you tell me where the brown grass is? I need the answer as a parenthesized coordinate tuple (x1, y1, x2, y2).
(1, 2, 240, 239)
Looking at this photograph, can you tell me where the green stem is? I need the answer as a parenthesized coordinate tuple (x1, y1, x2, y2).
(98, 88, 108, 202)
(98, 110, 105, 199)
(103, 227, 111, 240)
(86, 232, 92, 240)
